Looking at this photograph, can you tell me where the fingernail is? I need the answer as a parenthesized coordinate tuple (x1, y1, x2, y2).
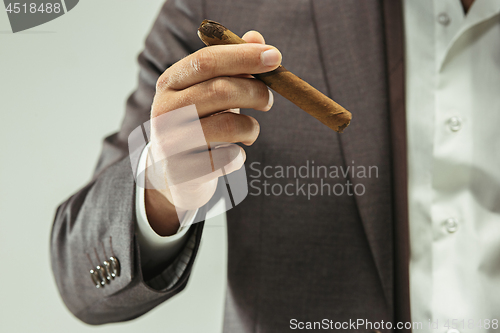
(261, 49, 281, 67)
(263, 89, 274, 111)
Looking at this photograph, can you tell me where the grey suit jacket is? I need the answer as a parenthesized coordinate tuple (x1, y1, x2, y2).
(51, 0, 411, 332)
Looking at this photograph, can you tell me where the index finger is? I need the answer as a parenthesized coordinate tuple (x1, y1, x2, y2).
(158, 43, 282, 91)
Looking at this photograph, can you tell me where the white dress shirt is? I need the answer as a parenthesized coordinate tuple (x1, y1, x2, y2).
(135, 143, 196, 275)
(405, 0, 500, 331)
(137, 0, 500, 330)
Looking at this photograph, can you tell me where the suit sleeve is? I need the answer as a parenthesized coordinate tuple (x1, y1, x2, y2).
(50, 0, 207, 325)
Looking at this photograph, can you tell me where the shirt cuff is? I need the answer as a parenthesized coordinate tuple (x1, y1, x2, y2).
(135, 142, 198, 271)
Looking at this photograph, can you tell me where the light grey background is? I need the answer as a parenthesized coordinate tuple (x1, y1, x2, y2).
(0, 1, 227, 332)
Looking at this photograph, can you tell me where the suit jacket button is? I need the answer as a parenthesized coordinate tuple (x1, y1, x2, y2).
(103, 260, 114, 280)
(109, 256, 121, 277)
(90, 269, 101, 288)
(95, 265, 108, 286)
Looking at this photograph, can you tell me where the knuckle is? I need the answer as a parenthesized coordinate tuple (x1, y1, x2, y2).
(252, 81, 269, 105)
(235, 46, 257, 68)
(156, 73, 171, 91)
(210, 78, 234, 102)
(233, 49, 252, 74)
(218, 113, 239, 137)
(192, 49, 216, 76)
(232, 49, 248, 67)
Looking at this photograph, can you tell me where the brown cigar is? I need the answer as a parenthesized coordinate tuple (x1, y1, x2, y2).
(197, 19, 351, 133)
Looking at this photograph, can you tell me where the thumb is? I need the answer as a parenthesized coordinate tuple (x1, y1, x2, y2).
(242, 30, 266, 44)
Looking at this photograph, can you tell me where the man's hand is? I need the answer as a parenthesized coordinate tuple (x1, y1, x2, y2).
(144, 31, 282, 236)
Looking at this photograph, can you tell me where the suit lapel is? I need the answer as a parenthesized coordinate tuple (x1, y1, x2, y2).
(382, 0, 412, 330)
(310, 0, 396, 311)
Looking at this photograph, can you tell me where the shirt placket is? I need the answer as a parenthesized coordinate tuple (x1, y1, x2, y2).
(431, 0, 476, 330)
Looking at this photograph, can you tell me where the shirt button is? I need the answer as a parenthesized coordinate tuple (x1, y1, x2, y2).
(444, 217, 459, 233)
(438, 13, 451, 25)
(448, 116, 462, 131)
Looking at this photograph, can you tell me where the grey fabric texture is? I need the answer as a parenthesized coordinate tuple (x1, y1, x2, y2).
(51, 0, 404, 332)
(50, 0, 206, 325)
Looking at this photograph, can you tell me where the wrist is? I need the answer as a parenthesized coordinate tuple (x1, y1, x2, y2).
(145, 188, 186, 236)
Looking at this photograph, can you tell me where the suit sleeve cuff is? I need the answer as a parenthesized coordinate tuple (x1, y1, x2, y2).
(134, 142, 198, 271)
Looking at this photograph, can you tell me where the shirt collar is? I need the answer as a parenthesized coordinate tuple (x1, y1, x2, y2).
(439, 0, 500, 70)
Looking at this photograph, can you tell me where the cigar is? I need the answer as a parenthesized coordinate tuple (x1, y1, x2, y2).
(197, 19, 352, 133)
